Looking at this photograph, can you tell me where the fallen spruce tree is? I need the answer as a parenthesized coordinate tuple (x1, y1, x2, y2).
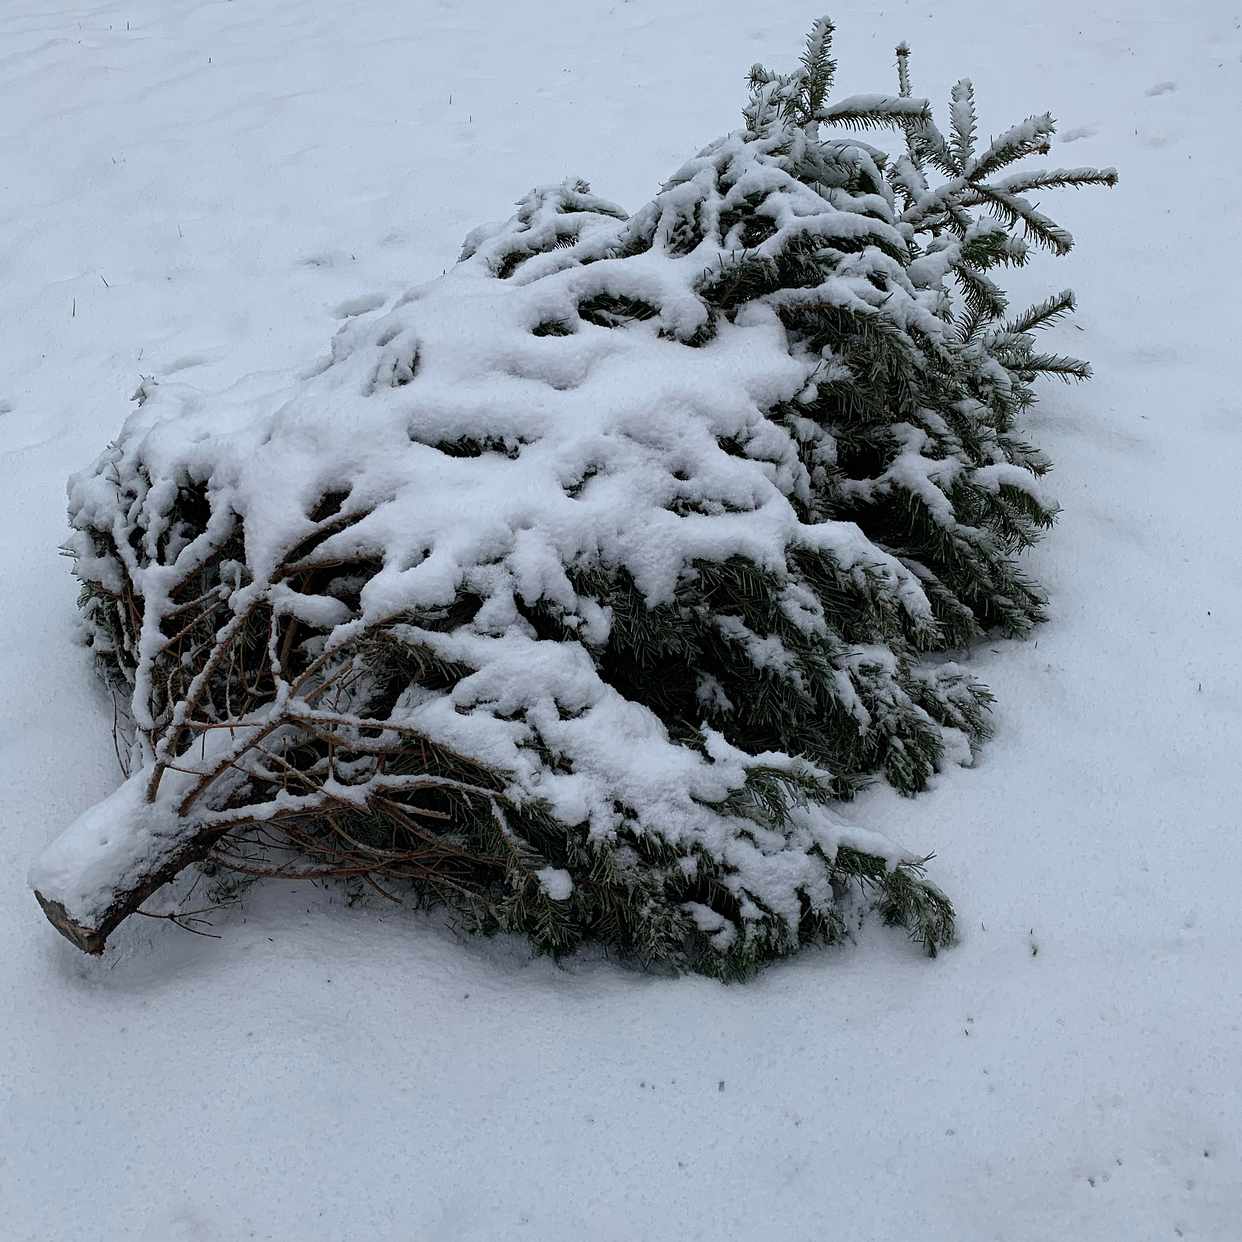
(31, 19, 1114, 977)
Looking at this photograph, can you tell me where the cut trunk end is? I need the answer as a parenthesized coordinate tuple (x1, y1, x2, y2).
(29, 766, 226, 955)
(33, 891, 109, 955)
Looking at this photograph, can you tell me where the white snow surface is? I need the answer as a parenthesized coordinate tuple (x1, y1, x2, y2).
(2, 1, 1240, 1238)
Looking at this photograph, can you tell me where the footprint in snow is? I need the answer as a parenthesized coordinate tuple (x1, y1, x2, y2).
(1061, 125, 1096, 143)
(164, 353, 215, 375)
(0, 399, 12, 415)
(297, 249, 351, 270)
(1145, 81, 1177, 96)
(1127, 342, 1181, 366)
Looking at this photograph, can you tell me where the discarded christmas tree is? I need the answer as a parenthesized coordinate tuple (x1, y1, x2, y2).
(32, 19, 1115, 977)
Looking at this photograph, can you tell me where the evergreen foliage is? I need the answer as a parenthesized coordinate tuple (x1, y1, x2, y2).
(34, 18, 1114, 977)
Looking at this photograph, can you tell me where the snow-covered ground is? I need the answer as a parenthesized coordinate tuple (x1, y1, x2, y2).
(2, 0, 1239, 1237)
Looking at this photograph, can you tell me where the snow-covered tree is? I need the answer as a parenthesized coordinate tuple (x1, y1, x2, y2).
(32, 19, 1114, 977)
